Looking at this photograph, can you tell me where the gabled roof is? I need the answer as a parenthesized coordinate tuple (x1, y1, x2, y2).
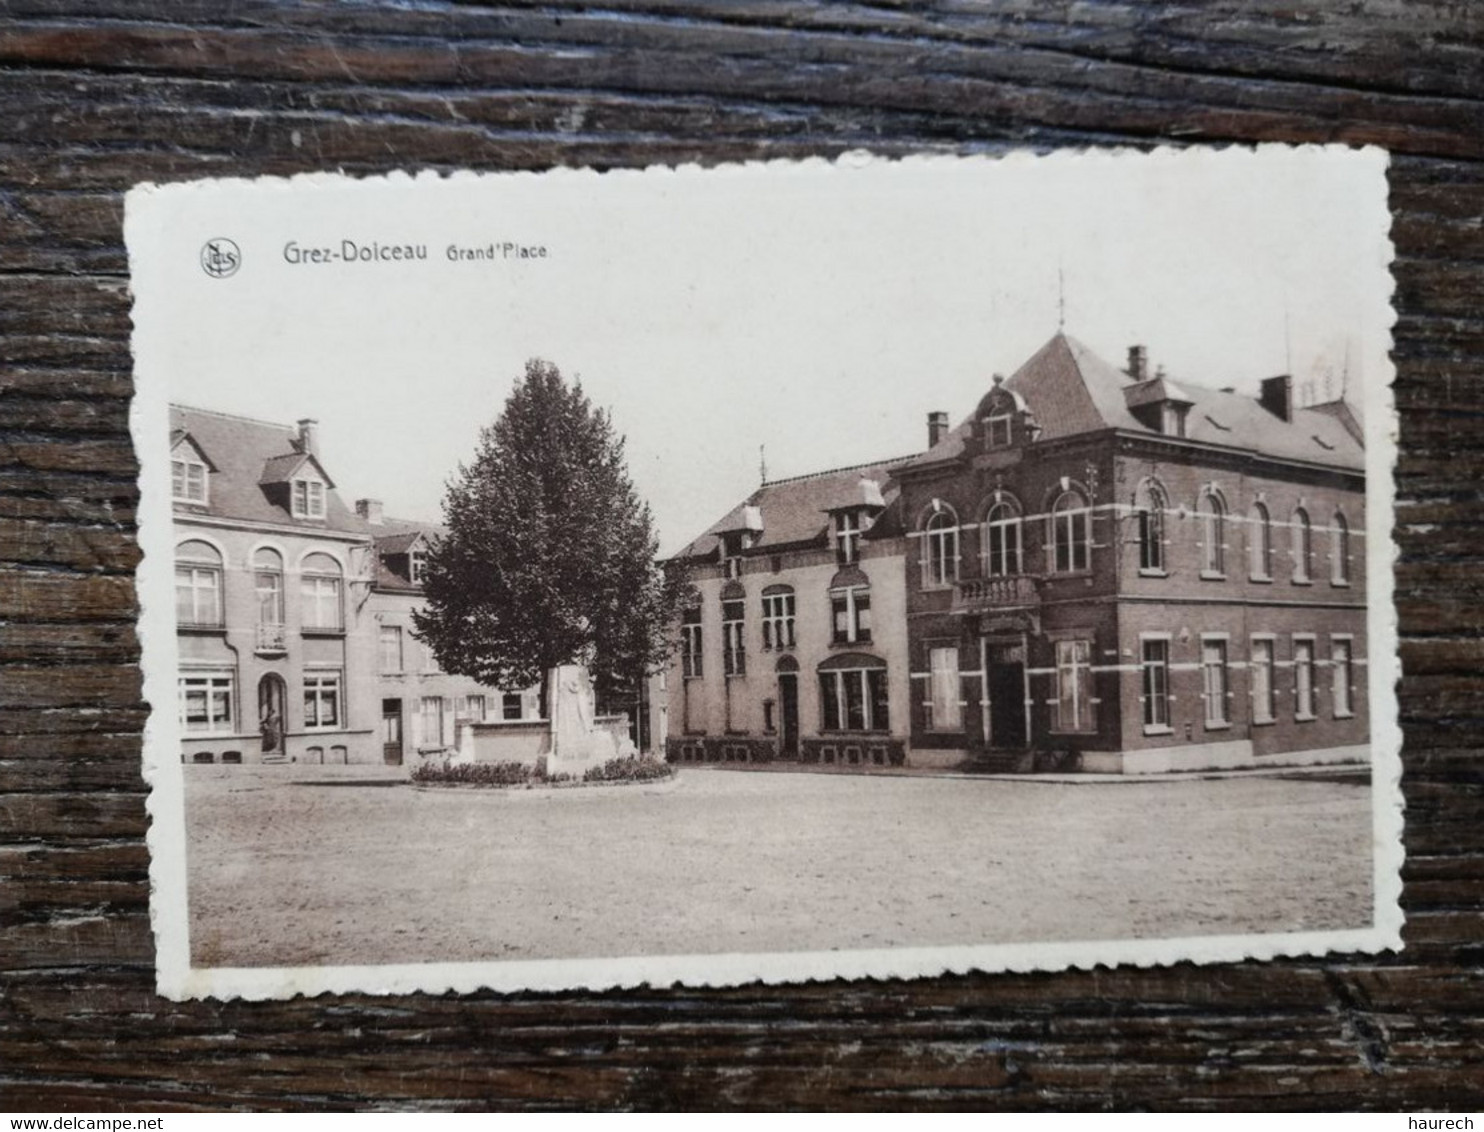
(168, 405, 363, 531)
(169, 430, 218, 471)
(674, 458, 911, 561)
(258, 450, 336, 489)
(901, 332, 1363, 473)
(374, 530, 426, 556)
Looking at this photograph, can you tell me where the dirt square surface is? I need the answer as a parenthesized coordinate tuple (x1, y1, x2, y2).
(184, 765, 1375, 967)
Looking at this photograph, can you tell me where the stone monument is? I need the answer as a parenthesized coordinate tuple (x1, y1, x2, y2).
(547, 663, 636, 776)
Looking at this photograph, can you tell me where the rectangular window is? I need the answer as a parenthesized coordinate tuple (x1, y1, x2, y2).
(831, 586, 871, 644)
(300, 573, 342, 630)
(410, 548, 428, 584)
(1251, 639, 1276, 724)
(422, 640, 441, 673)
(681, 607, 703, 679)
(292, 478, 327, 519)
(463, 695, 486, 722)
(172, 457, 207, 503)
(1141, 639, 1170, 730)
(379, 625, 403, 673)
(928, 647, 962, 732)
(1294, 638, 1316, 719)
(1202, 639, 1230, 727)
(255, 570, 284, 625)
(761, 592, 795, 650)
(834, 511, 861, 565)
(179, 672, 233, 734)
(821, 669, 890, 733)
(304, 671, 342, 730)
(722, 599, 746, 676)
(502, 692, 523, 720)
(987, 413, 1012, 447)
(174, 565, 222, 627)
(1332, 640, 1354, 717)
(419, 695, 444, 747)
(1054, 639, 1095, 733)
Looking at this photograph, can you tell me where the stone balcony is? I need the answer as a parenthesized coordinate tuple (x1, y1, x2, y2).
(952, 574, 1041, 612)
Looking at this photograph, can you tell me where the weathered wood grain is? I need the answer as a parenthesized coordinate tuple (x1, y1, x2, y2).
(1, 0, 1482, 1112)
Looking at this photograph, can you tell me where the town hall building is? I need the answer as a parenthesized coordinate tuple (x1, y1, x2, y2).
(665, 332, 1369, 774)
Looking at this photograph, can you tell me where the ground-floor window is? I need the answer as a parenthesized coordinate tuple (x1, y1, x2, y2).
(1293, 638, 1316, 719)
(927, 647, 962, 731)
(180, 671, 234, 734)
(1202, 639, 1230, 727)
(1332, 639, 1354, 717)
(1141, 639, 1170, 730)
(461, 694, 486, 721)
(1054, 639, 1095, 733)
(420, 695, 445, 747)
(502, 691, 523, 720)
(820, 667, 889, 732)
(1251, 638, 1276, 723)
(303, 670, 342, 730)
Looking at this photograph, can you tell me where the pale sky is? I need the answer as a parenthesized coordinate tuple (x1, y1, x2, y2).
(135, 148, 1393, 556)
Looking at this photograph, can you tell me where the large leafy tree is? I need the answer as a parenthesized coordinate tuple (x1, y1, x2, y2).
(413, 359, 682, 715)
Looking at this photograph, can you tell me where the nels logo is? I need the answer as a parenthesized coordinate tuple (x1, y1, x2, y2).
(200, 237, 241, 279)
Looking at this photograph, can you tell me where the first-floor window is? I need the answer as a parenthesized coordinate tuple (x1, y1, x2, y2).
(820, 667, 890, 732)
(722, 599, 746, 676)
(179, 671, 233, 734)
(1054, 639, 1096, 733)
(1294, 638, 1316, 718)
(379, 625, 403, 673)
(1331, 639, 1354, 717)
(462, 694, 486, 721)
(761, 590, 795, 650)
(1251, 639, 1276, 723)
(303, 670, 342, 730)
(928, 647, 962, 731)
(502, 692, 523, 720)
(1141, 639, 1170, 729)
(681, 605, 703, 678)
(1202, 639, 1230, 726)
(831, 585, 871, 644)
(420, 695, 445, 747)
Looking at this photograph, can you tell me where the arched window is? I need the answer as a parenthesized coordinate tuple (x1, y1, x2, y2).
(1249, 502, 1273, 580)
(1135, 482, 1166, 573)
(983, 499, 1023, 577)
(1049, 490, 1091, 574)
(175, 540, 223, 627)
(923, 508, 960, 588)
(1292, 508, 1313, 582)
(1199, 490, 1226, 576)
(253, 547, 284, 624)
(300, 552, 343, 631)
(1331, 511, 1351, 585)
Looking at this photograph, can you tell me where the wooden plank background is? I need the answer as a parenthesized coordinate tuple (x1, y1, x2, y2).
(2, 0, 1482, 1111)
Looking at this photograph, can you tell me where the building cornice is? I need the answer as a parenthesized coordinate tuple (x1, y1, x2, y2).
(172, 511, 372, 544)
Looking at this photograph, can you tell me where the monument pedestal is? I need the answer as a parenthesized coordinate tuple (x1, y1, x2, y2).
(546, 664, 636, 778)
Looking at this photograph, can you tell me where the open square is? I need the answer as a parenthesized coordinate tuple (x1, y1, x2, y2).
(186, 767, 1373, 968)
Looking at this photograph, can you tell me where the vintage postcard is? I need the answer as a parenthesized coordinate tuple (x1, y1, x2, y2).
(127, 148, 1403, 999)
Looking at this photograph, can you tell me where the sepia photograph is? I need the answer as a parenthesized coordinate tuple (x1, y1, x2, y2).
(126, 147, 1402, 998)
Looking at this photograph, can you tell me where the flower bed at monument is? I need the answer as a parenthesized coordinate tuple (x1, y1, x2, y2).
(411, 755, 674, 789)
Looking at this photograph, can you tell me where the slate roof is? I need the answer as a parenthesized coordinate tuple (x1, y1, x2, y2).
(258, 451, 335, 488)
(168, 406, 363, 532)
(673, 457, 911, 562)
(901, 333, 1363, 473)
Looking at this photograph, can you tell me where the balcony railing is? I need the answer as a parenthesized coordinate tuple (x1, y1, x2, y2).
(953, 574, 1040, 612)
(255, 622, 287, 654)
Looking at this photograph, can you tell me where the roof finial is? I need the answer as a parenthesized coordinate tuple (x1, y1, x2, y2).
(759, 444, 768, 485)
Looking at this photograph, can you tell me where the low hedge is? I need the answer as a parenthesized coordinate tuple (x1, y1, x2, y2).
(411, 755, 673, 788)
(582, 755, 675, 783)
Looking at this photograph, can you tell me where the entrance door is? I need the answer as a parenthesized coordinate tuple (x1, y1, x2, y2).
(257, 673, 286, 757)
(778, 673, 800, 758)
(984, 642, 1027, 749)
(381, 698, 403, 765)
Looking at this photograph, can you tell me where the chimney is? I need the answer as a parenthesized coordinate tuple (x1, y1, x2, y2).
(297, 418, 319, 457)
(1260, 374, 1293, 422)
(928, 411, 949, 448)
(1126, 345, 1148, 382)
(356, 498, 384, 525)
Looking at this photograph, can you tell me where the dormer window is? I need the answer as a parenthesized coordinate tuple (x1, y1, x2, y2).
(834, 510, 862, 565)
(410, 548, 428, 585)
(1161, 403, 1188, 438)
(986, 409, 1013, 448)
(172, 454, 208, 503)
(720, 531, 752, 579)
(292, 478, 326, 519)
